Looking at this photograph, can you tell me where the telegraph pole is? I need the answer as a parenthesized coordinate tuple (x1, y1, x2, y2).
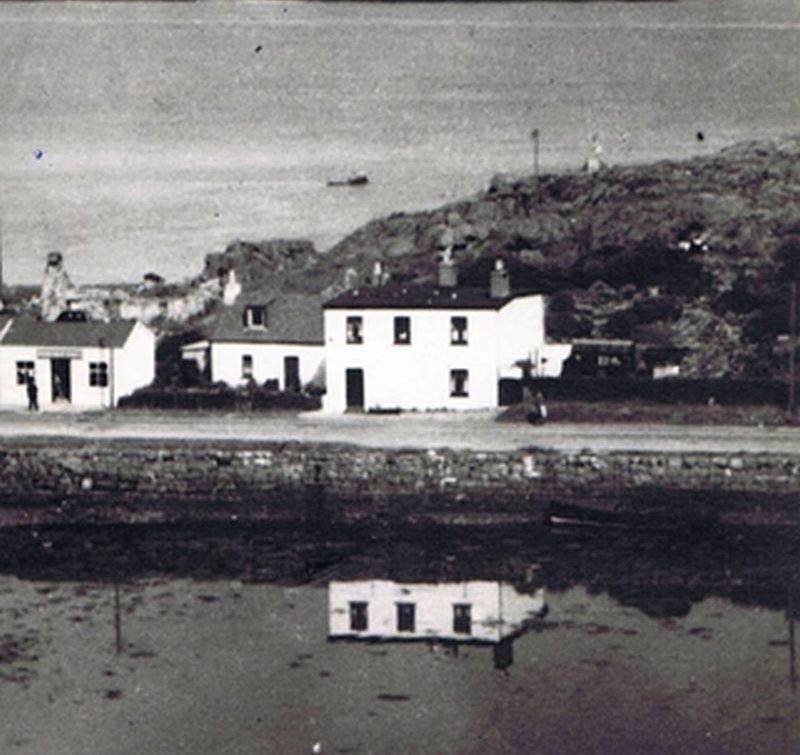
(0, 207, 4, 302)
(531, 129, 540, 179)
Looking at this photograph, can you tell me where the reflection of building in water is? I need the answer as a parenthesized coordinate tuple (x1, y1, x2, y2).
(329, 580, 546, 645)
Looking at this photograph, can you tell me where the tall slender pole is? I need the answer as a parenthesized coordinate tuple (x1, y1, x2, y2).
(790, 281, 797, 419)
(109, 344, 115, 408)
(531, 129, 540, 179)
(789, 584, 797, 692)
(0, 207, 4, 300)
(114, 583, 123, 655)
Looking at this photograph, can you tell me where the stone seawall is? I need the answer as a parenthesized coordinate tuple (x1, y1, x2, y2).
(1, 438, 800, 526)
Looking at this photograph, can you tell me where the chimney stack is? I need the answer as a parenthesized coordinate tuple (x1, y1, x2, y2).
(371, 260, 389, 287)
(437, 247, 458, 288)
(490, 258, 510, 299)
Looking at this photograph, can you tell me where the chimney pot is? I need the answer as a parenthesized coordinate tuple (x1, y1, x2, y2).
(490, 258, 511, 299)
(437, 247, 458, 288)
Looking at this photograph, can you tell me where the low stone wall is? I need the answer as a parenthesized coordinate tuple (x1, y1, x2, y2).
(1, 439, 799, 526)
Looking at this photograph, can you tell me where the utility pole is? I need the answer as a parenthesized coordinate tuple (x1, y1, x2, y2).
(0, 207, 4, 302)
(531, 129, 540, 179)
(114, 583, 123, 654)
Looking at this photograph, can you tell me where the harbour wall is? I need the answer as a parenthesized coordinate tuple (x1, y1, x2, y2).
(1, 438, 800, 527)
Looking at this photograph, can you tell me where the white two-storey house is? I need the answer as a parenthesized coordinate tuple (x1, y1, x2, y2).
(322, 259, 569, 413)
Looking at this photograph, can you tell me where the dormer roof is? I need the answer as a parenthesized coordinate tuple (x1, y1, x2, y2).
(210, 290, 324, 345)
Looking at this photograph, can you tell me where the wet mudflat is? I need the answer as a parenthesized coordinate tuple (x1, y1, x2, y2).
(0, 520, 799, 754)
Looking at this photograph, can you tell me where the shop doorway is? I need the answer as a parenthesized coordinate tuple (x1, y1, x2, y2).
(51, 358, 72, 403)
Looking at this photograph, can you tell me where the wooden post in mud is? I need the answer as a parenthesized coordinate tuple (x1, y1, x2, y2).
(114, 583, 123, 655)
(789, 280, 798, 419)
(790, 584, 797, 692)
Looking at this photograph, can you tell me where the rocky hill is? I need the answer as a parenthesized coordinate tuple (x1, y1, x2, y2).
(205, 135, 800, 379)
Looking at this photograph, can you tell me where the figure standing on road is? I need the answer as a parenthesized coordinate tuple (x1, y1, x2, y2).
(525, 389, 547, 425)
(26, 375, 39, 411)
(534, 391, 547, 424)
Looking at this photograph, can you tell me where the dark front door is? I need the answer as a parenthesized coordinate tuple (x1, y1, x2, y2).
(345, 368, 364, 410)
(51, 358, 71, 403)
(284, 356, 300, 392)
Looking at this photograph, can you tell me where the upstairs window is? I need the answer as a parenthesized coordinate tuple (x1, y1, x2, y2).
(396, 603, 416, 633)
(346, 316, 363, 344)
(453, 604, 472, 635)
(241, 354, 254, 379)
(16, 361, 34, 385)
(450, 369, 469, 398)
(394, 316, 411, 345)
(349, 601, 368, 631)
(451, 316, 468, 345)
(243, 305, 267, 329)
(89, 362, 109, 387)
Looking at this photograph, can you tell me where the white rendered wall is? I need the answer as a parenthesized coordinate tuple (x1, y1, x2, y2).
(0, 345, 49, 408)
(1, 345, 112, 409)
(539, 343, 573, 377)
(329, 580, 546, 642)
(323, 308, 502, 413)
(210, 342, 324, 390)
(499, 584, 547, 630)
(496, 295, 546, 378)
(112, 322, 156, 404)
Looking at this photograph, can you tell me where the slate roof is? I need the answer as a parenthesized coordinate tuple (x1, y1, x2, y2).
(571, 338, 635, 354)
(210, 291, 324, 345)
(323, 282, 523, 310)
(0, 317, 138, 348)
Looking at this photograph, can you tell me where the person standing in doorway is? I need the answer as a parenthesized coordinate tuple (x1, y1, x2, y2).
(26, 375, 39, 411)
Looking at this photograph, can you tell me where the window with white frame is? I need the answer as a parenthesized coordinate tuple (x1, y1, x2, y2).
(396, 602, 416, 633)
(450, 369, 469, 397)
(243, 305, 267, 329)
(16, 361, 34, 385)
(394, 316, 411, 345)
(346, 316, 363, 344)
(450, 316, 468, 345)
(453, 604, 472, 634)
(89, 362, 109, 387)
(241, 354, 254, 379)
(349, 601, 368, 631)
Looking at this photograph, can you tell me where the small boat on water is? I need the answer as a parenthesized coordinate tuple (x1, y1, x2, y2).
(327, 172, 369, 187)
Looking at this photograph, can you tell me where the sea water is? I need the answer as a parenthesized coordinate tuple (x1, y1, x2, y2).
(0, 0, 797, 284)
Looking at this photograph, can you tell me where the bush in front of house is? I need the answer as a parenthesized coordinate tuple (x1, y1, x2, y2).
(118, 383, 321, 412)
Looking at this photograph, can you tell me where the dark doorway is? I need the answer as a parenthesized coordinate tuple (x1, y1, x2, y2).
(51, 358, 71, 403)
(345, 368, 364, 410)
(284, 356, 300, 392)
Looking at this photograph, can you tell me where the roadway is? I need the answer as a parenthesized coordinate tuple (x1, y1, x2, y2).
(1, 409, 799, 454)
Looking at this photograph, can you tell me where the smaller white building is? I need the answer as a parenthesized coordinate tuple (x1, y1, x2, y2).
(0, 316, 155, 409)
(322, 259, 570, 413)
(183, 288, 324, 391)
(329, 579, 547, 644)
